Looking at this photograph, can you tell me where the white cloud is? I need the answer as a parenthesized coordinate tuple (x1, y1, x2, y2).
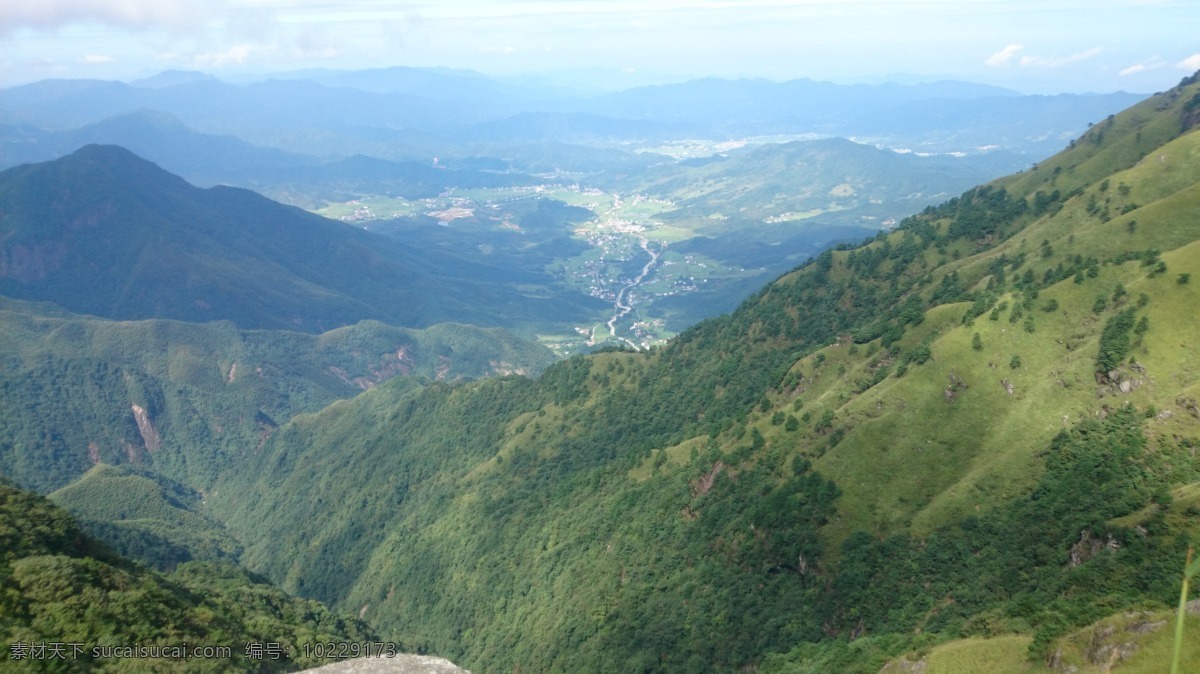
(0, 0, 219, 35)
(1120, 58, 1167, 76)
(78, 53, 113, 64)
(1179, 53, 1200, 71)
(1018, 47, 1102, 68)
(193, 43, 255, 68)
(985, 44, 1022, 67)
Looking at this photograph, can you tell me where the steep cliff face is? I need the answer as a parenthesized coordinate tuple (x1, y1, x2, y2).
(130, 404, 162, 454)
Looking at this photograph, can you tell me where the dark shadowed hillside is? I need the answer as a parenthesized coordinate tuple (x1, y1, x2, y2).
(0, 145, 601, 334)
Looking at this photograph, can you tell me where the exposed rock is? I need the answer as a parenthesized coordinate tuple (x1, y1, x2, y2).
(298, 655, 470, 674)
(1085, 623, 1137, 666)
(1128, 618, 1166, 634)
(1097, 367, 1144, 395)
(435, 355, 453, 381)
(1068, 529, 1120, 567)
(131, 404, 162, 453)
(691, 460, 725, 497)
(1080, 613, 1164, 668)
(944, 372, 968, 402)
(1046, 647, 1075, 671)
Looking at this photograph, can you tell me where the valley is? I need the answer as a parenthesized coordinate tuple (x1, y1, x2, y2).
(318, 183, 763, 353)
(3, 55, 1199, 673)
(311, 134, 1014, 354)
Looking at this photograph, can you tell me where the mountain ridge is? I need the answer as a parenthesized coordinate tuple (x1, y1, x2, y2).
(0, 144, 600, 334)
(0, 293, 557, 494)
(1, 72, 1144, 155)
(202, 72, 1200, 672)
(2, 71, 1199, 673)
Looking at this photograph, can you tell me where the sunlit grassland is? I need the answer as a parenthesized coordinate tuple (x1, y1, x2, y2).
(314, 195, 418, 220)
(642, 221, 699, 242)
(610, 198, 672, 221)
(535, 331, 597, 357)
(628, 436, 709, 481)
(1036, 608, 1200, 673)
(856, 602, 1200, 673)
(742, 212, 1200, 546)
(538, 187, 614, 209)
(917, 636, 1034, 674)
(768, 119, 1200, 542)
(883, 615, 1200, 674)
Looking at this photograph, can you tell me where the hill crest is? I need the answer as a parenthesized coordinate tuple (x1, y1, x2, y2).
(0, 144, 598, 333)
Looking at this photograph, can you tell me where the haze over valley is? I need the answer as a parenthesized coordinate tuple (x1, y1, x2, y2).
(0, 70, 1146, 352)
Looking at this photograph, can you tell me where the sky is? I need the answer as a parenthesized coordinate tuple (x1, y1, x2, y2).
(1, 0, 1197, 93)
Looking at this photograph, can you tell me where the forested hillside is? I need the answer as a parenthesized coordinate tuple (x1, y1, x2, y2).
(0, 145, 598, 334)
(0, 297, 555, 493)
(206, 73, 1200, 672)
(0, 481, 376, 672)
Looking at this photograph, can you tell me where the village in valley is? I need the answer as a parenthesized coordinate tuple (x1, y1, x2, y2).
(316, 182, 762, 355)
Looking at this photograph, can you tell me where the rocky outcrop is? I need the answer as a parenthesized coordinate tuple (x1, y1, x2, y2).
(1068, 529, 1120, 567)
(130, 404, 162, 454)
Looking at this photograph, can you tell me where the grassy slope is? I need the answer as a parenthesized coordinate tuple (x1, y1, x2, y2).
(49, 463, 243, 570)
(205, 75, 1200, 672)
(633, 138, 1005, 230)
(879, 605, 1200, 673)
(776, 109, 1200, 542)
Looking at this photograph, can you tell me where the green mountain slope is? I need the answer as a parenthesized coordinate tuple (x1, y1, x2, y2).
(0, 144, 599, 334)
(636, 137, 1021, 238)
(203, 73, 1200, 672)
(0, 297, 556, 492)
(0, 481, 377, 672)
(49, 464, 242, 571)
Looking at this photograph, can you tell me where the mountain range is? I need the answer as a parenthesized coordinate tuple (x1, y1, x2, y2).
(1, 68, 1199, 673)
(0, 70, 1143, 157)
